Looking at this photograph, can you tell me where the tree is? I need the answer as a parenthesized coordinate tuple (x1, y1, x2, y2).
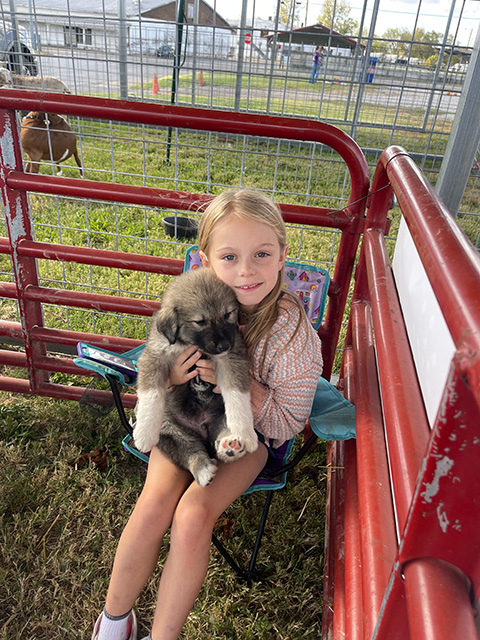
(374, 27, 452, 62)
(374, 28, 412, 57)
(316, 0, 359, 36)
(280, 0, 302, 28)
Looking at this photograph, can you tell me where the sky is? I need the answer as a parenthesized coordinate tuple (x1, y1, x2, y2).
(211, 0, 480, 46)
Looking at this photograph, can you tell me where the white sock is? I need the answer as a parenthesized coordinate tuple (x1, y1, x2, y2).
(97, 608, 132, 639)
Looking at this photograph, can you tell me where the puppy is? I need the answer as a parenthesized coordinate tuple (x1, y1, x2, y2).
(21, 112, 83, 177)
(133, 268, 258, 487)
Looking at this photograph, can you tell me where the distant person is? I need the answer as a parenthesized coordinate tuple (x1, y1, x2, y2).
(309, 46, 325, 83)
(280, 46, 290, 69)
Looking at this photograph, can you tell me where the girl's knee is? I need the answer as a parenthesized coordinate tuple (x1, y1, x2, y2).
(171, 498, 215, 550)
(134, 488, 176, 531)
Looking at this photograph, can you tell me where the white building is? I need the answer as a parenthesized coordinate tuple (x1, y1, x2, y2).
(1, 0, 234, 57)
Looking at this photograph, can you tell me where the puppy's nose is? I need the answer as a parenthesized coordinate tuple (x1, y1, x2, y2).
(215, 341, 231, 353)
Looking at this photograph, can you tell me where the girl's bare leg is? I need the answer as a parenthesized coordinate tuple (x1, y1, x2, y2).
(150, 443, 268, 640)
(104, 447, 192, 616)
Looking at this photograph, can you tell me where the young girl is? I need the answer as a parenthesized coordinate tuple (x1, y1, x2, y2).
(92, 189, 324, 640)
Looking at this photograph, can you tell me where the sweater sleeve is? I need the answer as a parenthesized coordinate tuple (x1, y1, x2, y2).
(250, 301, 323, 447)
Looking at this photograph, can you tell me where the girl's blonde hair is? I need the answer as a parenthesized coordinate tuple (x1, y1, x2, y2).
(198, 189, 306, 357)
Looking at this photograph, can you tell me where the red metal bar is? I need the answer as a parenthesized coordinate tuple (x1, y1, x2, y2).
(0, 348, 116, 378)
(364, 230, 430, 533)
(34, 354, 96, 376)
(321, 442, 337, 640)
(0, 320, 25, 340)
(30, 326, 144, 351)
(0, 349, 27, 368)
(0, 235, 11, 254)
(404, 560, 477, 640)
(351, 301, 398, 639)
(0, 375, 138, 408)
(344, 439, 364, 640)
(340, 349, 364, 640)
(333, 441, 346, 639)
(5, 174, 360, 232)
(24, 285, 160, 316)
(0, 320, 143, 351)
(0, 281, 18, 299)
(17, 239, 184, 275)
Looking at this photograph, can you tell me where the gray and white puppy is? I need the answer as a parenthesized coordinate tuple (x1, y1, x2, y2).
(133, 268, 258, 486)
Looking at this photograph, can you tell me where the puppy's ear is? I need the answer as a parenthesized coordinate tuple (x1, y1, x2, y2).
(156, 308, 179, 344)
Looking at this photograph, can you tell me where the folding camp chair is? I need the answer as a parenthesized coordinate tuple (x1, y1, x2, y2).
(74, 247, 355, 585)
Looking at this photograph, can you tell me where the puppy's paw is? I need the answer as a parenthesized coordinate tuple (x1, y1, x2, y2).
(216, 434, 249, 462)
(241, 429, 259, 453)
(194, 459, 218, 487)
(132, 421, 160, 453)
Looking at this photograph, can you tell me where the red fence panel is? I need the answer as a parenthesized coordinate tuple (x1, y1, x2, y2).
(0, 90, 370, 398)
(329, 146, 480, 639)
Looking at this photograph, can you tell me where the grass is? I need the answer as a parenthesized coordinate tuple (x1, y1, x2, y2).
(0, 389, 328, 639)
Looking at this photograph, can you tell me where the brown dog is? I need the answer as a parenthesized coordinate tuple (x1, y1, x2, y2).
(20, 112, 83, 176)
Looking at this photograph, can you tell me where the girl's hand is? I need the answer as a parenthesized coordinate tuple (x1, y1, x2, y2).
(196, 357, 221, 394)
(168, 345, 202, 388)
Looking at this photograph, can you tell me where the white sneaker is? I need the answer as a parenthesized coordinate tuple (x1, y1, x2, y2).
(91, 610, 138, 640)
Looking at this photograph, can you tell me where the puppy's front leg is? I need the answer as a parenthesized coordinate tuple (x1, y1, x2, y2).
(134, 342, 175, 453)
(223, 388, 258, 451)
(133, 388, 166, 452)
(215, 356, 258, 462)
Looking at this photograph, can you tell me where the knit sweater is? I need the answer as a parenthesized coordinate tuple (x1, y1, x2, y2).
(248, 297, 324, 447)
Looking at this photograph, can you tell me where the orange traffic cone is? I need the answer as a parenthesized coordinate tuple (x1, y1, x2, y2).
(198, 71, 205, 87)
(152, 72, 159, 95)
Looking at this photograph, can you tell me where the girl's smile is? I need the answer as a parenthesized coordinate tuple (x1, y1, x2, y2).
(200, 216, 287, 312)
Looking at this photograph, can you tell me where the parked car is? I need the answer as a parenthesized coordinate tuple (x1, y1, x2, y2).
(0, 22, 37, 76)
(156, 44, 174, 59)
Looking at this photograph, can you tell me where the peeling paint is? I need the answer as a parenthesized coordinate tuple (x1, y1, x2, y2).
(11, 195, 28, 239)
(436, 503, 449, 532)
(420, 455, 454, 503)
(0, 115, 16, 169)
(452, 519, 462, 531)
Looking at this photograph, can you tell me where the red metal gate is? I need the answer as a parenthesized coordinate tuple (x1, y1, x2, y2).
(0, 89, 369, 402)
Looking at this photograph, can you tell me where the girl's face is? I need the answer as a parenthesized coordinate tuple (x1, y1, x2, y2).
(200, 216, 288, 312)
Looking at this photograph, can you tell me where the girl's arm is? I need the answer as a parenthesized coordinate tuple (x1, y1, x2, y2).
(249, 307, 323, 446)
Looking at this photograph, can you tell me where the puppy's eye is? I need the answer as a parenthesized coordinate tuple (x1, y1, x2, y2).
(224, 310, 235, 320)
(192, 319, 206, 326)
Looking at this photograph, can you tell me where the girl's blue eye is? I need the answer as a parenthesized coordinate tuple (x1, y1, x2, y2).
(222, 254, 235, 261)
(256, 252, 270, 258)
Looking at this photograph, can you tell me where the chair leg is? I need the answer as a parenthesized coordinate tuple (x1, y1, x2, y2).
(211, 490, 275, 586)
(246, 490, 274, 586)
(211, 533, 246, 581)
(106, 374, 133, 435)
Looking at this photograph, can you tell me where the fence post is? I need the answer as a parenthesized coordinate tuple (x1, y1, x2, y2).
(0, 107, 48, 391)
(434, 24, 480, 217)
